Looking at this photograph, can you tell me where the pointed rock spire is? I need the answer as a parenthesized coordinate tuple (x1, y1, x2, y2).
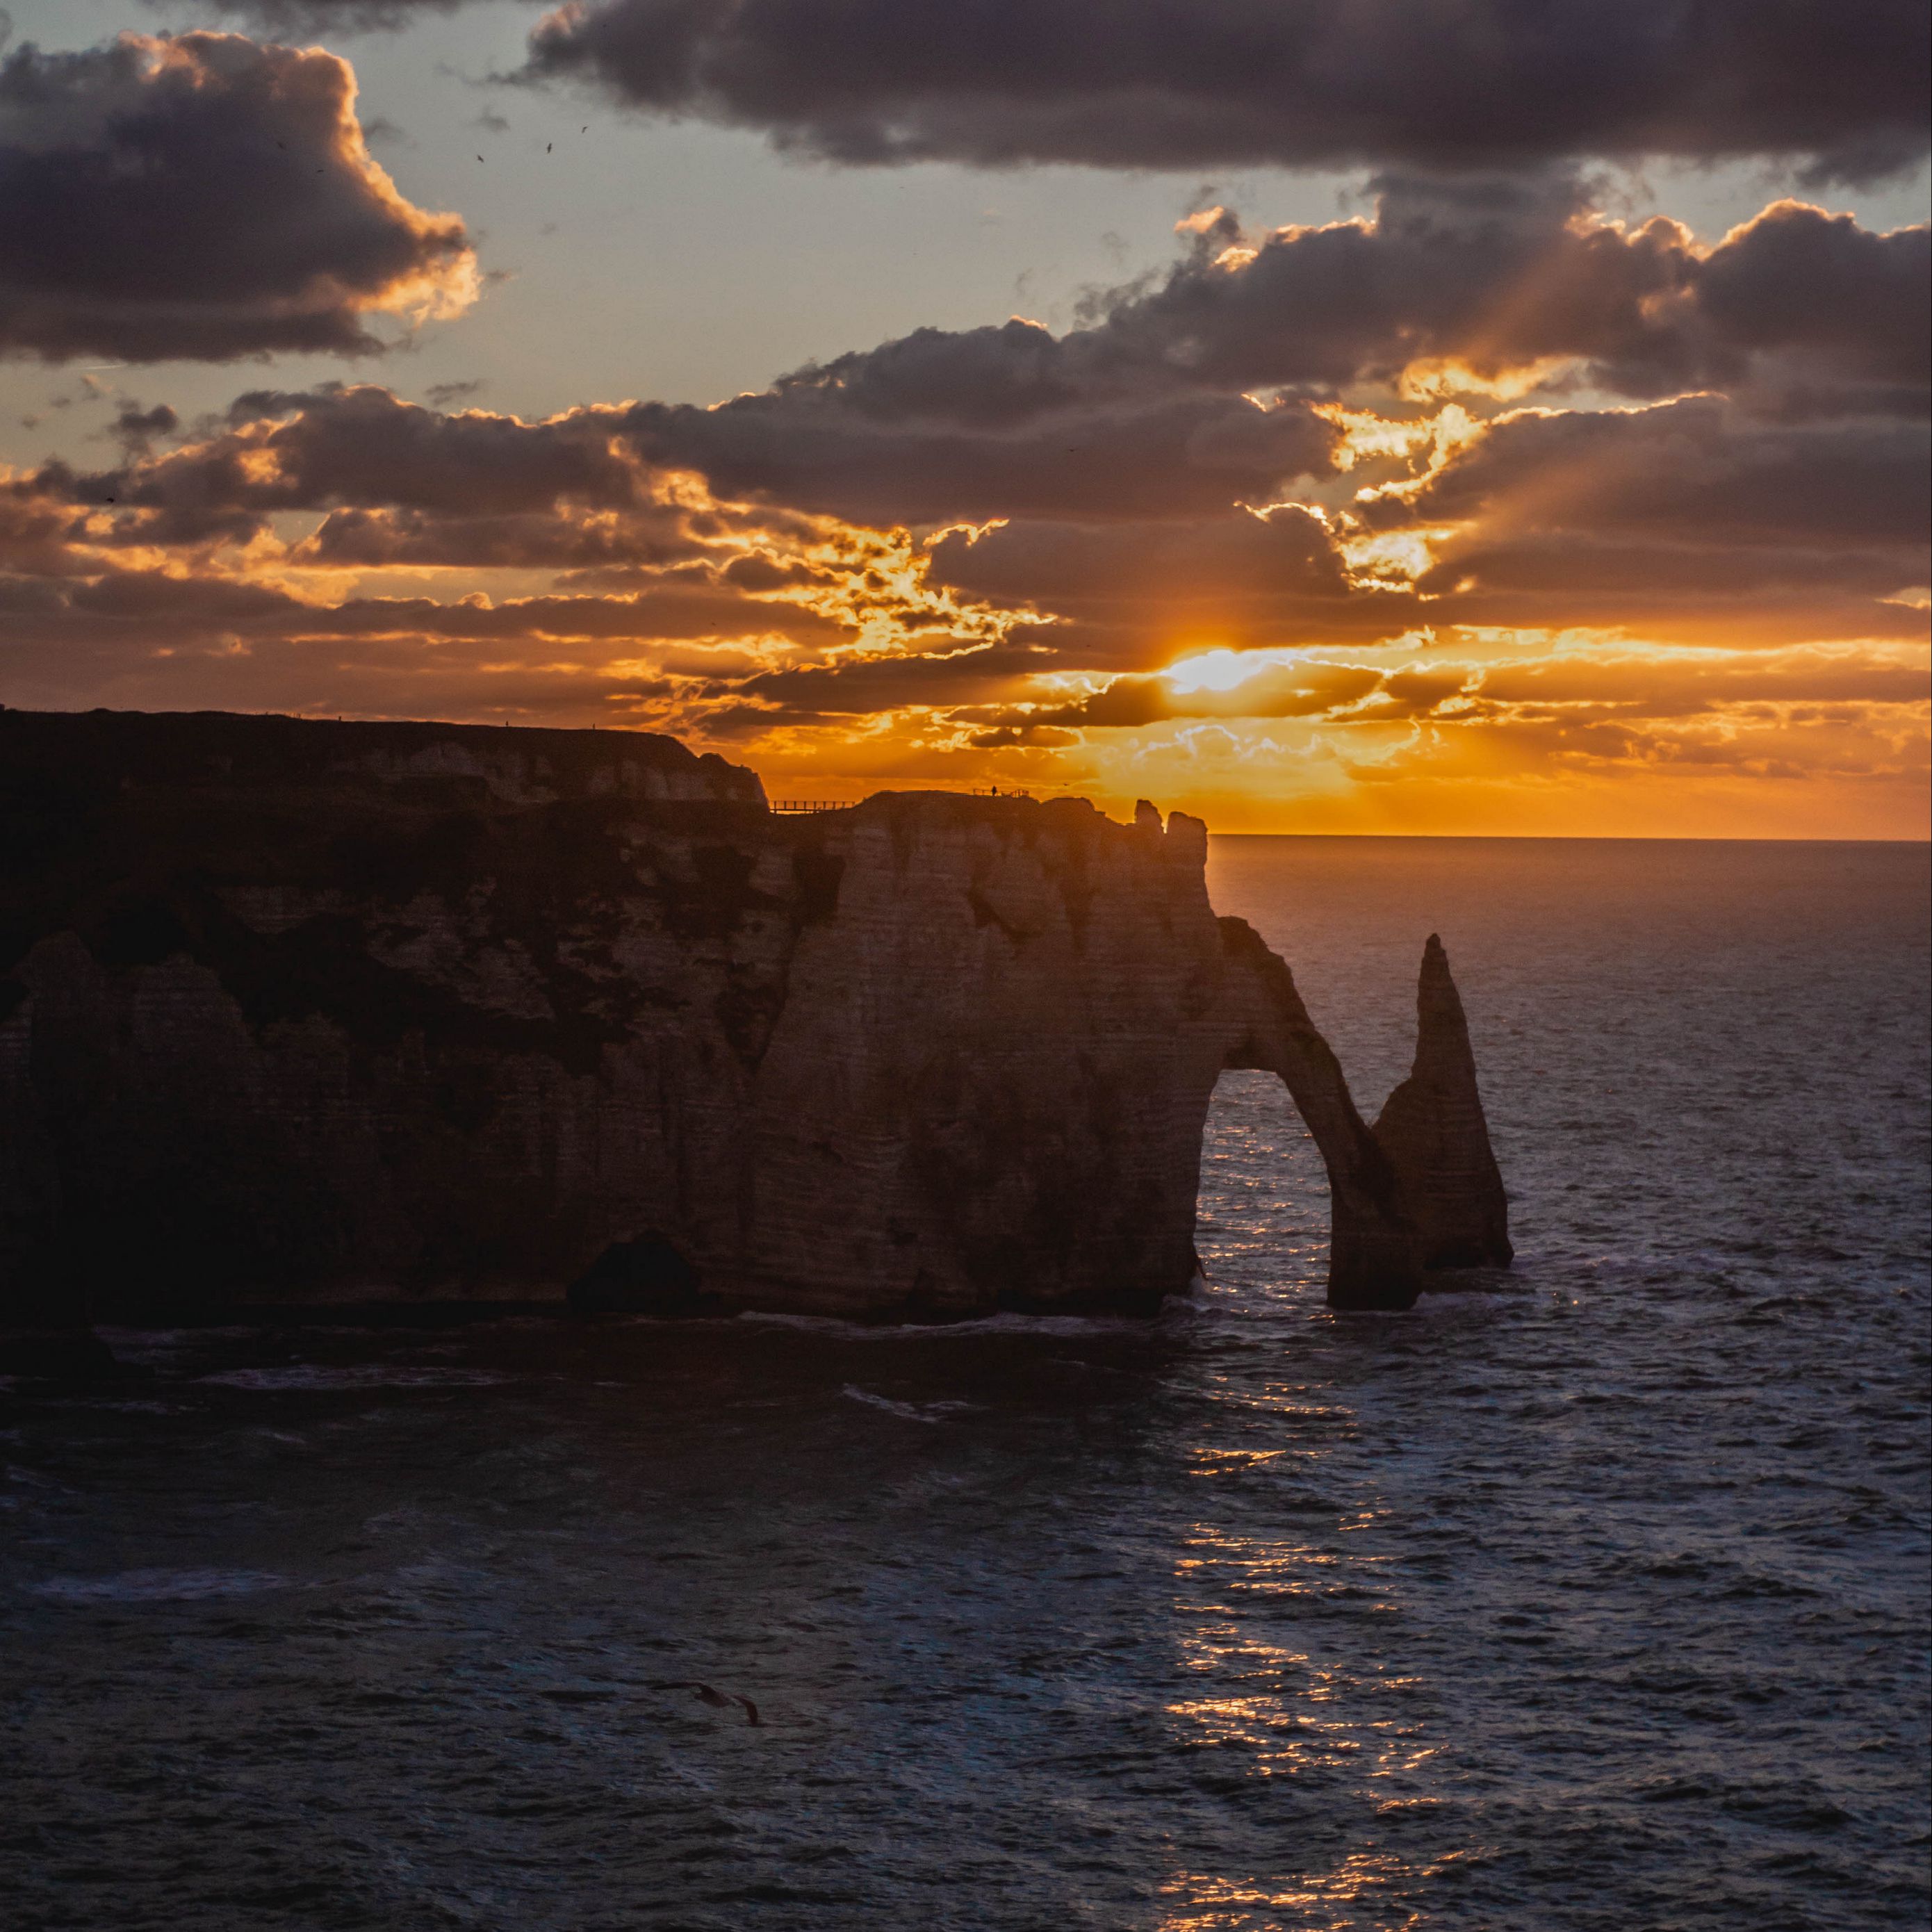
(1373, 935, 1513, 1270)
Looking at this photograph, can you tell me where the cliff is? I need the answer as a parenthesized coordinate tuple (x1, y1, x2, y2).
(0, 709, 1509, 1364)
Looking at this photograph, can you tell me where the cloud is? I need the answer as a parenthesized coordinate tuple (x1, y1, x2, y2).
(1395, 400, 1930, 554)
(0, 383, 1034, 724)
(1692, 200, 1931, 391)
(953, 644, 1929, 789)
(1473, 648, 1932, 716)
(1307, 395, 1932, 647)
(23, 382, 650, 548)
(145, 0, 475, 31)
(1084, 181, 1928, 409)
(625, 380, 1333, 525)
(524, 0, 1929, 181)
(0, 32, 479, 362)
(1031, 658, 1388, 728)
(599, 183, 1924, 537)
(1, 152, 1923, 829)
(923, 507, 1417, 672)
(692, 641, 1052, 726)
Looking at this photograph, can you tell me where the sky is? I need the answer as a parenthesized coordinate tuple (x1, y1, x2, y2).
(1, 0, 1927, 835)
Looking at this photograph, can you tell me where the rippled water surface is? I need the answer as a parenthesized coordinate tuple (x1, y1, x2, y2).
(4, 838, 1928, 1931)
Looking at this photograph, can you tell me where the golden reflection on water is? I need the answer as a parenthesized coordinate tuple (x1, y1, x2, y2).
(1157, 1850, 1439, 1931)
(1163, 1447, 1458, 1926)
(1187, 1106, 1477, 1926)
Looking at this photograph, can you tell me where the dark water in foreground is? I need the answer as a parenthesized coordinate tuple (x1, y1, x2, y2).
(3, 838, 1928, 1932)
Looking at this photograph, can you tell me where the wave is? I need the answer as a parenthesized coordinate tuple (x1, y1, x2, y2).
(839, 1385, 981, 1423)
(738, 1300, 1196, 1342)
(196, 1365, 509, 1391)
(26, 1568, 292, 1603)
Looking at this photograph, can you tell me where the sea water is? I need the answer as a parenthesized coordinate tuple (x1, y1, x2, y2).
(3, 838, 1927, 1931)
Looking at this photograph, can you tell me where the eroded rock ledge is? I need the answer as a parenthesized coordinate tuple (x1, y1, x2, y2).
(0, 709, 1509, 1363)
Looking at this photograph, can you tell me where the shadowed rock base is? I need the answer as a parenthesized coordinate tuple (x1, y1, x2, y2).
(568, 1234, 718, 1316)
(1, 710, 1512, 1342)
(0, 1326, 121, 1379)
(1374, 935, 1514, 1271)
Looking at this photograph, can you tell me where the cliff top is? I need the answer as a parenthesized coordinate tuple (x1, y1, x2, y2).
(0, 708, 1208, 866)
(0, 707, 764, 808)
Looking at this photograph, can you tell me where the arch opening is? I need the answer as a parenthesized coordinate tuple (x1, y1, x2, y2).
(1195, 1068, 1331, 1304)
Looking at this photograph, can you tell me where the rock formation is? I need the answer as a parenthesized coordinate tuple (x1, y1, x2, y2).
(1373, 935, 1515, 1270)
(0, 709, 1509, 1366)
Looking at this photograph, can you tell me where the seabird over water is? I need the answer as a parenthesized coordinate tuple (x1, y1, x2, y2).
(662, 1680, 761, 1725)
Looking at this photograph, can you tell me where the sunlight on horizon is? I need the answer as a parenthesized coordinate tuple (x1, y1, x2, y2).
(1165, 648, 1295, 696)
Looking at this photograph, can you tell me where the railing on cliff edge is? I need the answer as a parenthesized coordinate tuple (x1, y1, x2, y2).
(769, 787, 1030, 814)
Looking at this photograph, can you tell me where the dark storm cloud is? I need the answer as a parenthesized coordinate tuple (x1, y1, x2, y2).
(525, 0, 1929, 181)
(0, 32, 477, 362)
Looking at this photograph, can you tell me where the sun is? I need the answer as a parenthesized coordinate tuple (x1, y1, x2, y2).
(1164, 646, 1280, 695)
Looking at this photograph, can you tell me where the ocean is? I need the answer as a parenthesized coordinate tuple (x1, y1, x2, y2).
(3, 837, 1927, 1931)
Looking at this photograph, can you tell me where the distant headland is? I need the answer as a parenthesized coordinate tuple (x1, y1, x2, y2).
(0, 710, 1509, 1372)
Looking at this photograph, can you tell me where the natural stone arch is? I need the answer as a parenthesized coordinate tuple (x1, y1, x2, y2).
(1211, 917, 1423, 1309)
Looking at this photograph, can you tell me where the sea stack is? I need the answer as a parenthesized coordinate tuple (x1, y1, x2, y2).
(1373, 935, 1514, 1270)
(0, 710, 1511, 1353)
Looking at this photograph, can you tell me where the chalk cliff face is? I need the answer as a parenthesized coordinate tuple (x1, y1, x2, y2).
(0, 710, 1508, 1361)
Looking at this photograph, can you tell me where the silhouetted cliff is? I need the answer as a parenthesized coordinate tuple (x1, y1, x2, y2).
(0, 709, 1509, 1365)
(1375, 935, 1515, 1269)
